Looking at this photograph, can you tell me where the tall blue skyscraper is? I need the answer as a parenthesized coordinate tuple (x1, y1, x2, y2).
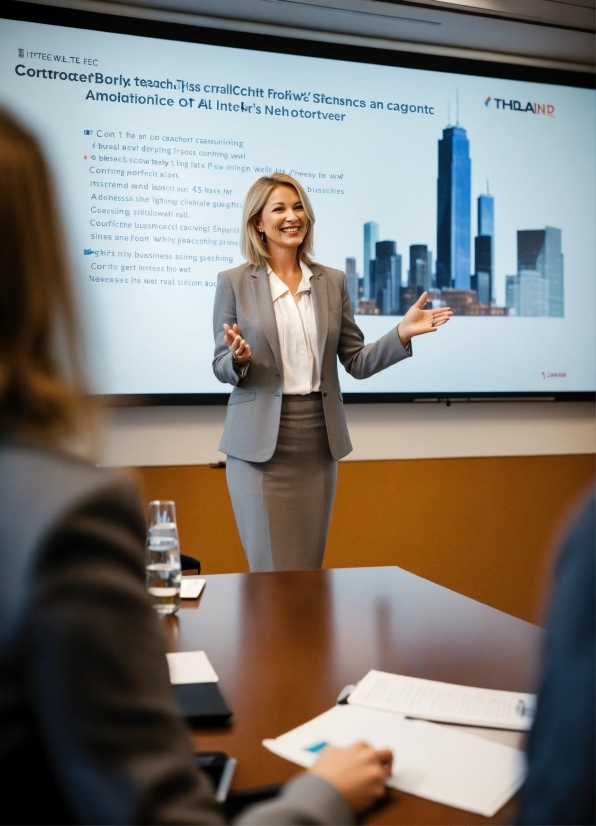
(363, 221, 379, 299)
(474, 191, 495, 304)
(436, 125, 471, 290)
(477, 192, 494, 237)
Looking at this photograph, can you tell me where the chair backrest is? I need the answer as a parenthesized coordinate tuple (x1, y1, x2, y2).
(180, 553, 201, 574)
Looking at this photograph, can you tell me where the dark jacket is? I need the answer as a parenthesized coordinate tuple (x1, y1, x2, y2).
(0, 438, 352, 825)
(519, 488, 595, 825)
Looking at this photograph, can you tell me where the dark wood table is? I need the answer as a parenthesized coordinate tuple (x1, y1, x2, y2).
(164, 567, 544, 824)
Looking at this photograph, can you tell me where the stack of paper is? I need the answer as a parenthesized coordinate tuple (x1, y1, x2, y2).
(264, 704, 527, 817)
(348, 670, 536, 730)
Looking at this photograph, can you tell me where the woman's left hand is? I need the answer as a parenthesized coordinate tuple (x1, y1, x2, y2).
(398, 291, 452, 345)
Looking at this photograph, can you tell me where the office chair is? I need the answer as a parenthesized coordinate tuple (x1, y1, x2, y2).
(180, 554, 201, 574)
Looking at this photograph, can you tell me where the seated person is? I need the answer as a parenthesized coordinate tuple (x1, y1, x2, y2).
(519, 488, 595, 824)
(0, 109, 392, 825)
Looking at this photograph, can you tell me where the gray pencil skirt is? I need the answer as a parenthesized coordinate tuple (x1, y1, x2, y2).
(226, 393, 337, 572)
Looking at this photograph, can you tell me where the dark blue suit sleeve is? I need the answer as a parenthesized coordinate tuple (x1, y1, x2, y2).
(519, 489, 595, 825)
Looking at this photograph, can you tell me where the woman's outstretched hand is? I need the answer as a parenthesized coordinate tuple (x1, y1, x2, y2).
(223, 323, 251, 364)
(397, 291, 452, 345)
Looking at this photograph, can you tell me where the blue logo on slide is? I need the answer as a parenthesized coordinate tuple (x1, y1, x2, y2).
(84, 249, 95, 255)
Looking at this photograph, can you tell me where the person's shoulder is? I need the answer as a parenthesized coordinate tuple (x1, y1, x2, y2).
(0, 437, 116, 488)
(0, 437, 99, 488)
(218, 262, 254, 282)
(0, 438, 146, 651)
(0, 438, 139, 538)
(313, 263, 346, 281)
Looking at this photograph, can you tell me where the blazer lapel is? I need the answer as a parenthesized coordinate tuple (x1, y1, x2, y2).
(250, 265, 283, 377)
(309, 264, 328, 366)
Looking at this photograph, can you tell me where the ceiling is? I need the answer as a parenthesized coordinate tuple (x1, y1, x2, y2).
(19, 0, 596, 70)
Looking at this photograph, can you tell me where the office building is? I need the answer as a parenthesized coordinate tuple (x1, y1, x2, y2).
(370, 240, 402, 314)
(506, 270, 549, 317)
(345, 257, 358, 310)
(427, 249, 434, 288)
(477, 192, 494, 238)
(399, 285, 422, 315)
(363, 221, 379, 299)
(440, 288, 478, 315)
(409, 244, 430, 291)
(357, 298, 379, 315)
(436, 125, 472, 290)
(473, 235, 492, 304)
(506, 274, 519, 315)
(517, 227, 564, 317)
(474, 191, 494, 303)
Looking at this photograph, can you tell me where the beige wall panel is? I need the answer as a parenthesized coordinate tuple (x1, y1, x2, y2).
(134, 454, 595, 623)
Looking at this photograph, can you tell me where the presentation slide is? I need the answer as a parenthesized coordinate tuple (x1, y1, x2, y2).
(1, 14, 594, 396)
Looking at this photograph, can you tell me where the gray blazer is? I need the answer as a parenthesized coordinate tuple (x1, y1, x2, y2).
(213, 262, 412, 462)
(0, 437, 353, 825)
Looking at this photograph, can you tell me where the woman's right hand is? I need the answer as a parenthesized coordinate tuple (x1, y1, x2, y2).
(223, 323, 251, 364)
(310, 741, 393, 814)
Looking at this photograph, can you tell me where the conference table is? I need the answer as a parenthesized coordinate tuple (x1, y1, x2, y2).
(163, 566, 544, 824)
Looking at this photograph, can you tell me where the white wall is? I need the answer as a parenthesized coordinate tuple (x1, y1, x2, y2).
(99, 401, 595, 467)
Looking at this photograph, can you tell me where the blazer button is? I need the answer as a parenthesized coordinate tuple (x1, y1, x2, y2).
(320, 375, 325, 381)
(323, 391, 327, 397)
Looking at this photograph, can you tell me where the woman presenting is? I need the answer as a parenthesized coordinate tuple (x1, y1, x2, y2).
(213, 173, 451, 572)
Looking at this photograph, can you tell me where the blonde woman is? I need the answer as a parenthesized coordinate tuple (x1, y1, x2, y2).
(213, 173, 451, 571)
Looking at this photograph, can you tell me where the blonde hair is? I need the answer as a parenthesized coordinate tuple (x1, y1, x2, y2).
(0, 109, 92, 450)
(240, 173, 316, 268)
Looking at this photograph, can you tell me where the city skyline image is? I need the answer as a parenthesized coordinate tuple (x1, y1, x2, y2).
(347, 114, 565, 318)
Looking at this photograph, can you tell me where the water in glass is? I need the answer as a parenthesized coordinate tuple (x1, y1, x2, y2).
(146, 536, 181, 615)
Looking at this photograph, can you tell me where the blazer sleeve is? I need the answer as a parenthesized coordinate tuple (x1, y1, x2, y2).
(25, 477, 225, 826)
(212, 271, 250, 386)
(335, 273, 412, 379)
(236, 775, 355, 825)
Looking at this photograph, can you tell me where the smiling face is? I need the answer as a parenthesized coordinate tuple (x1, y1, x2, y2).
(255, 185, 307, 255)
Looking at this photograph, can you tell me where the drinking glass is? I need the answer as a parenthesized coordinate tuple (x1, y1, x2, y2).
(147, 500, 180, 548)
(146, 501, 181, 615)
(146, 535, 181, 616)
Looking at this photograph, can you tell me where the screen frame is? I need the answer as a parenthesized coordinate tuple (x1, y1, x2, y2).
(4, 0, 595, 406)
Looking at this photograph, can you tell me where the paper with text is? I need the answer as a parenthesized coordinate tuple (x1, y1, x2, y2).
(263, 704, 526, 817)
(166, 651, 218, 684)
(348, 670, 536, 731)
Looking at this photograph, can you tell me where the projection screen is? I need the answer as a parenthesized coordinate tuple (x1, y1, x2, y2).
(1, 4, 594, 402)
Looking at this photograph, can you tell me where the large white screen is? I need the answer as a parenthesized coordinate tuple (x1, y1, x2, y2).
(1, 15, 594, 396)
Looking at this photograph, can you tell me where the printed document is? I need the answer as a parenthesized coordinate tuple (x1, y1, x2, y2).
(348, 670, 536, 731)
(263, 704, 526, 817)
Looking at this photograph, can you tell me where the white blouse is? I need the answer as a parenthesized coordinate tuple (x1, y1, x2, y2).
(268, 261, 321, 395)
